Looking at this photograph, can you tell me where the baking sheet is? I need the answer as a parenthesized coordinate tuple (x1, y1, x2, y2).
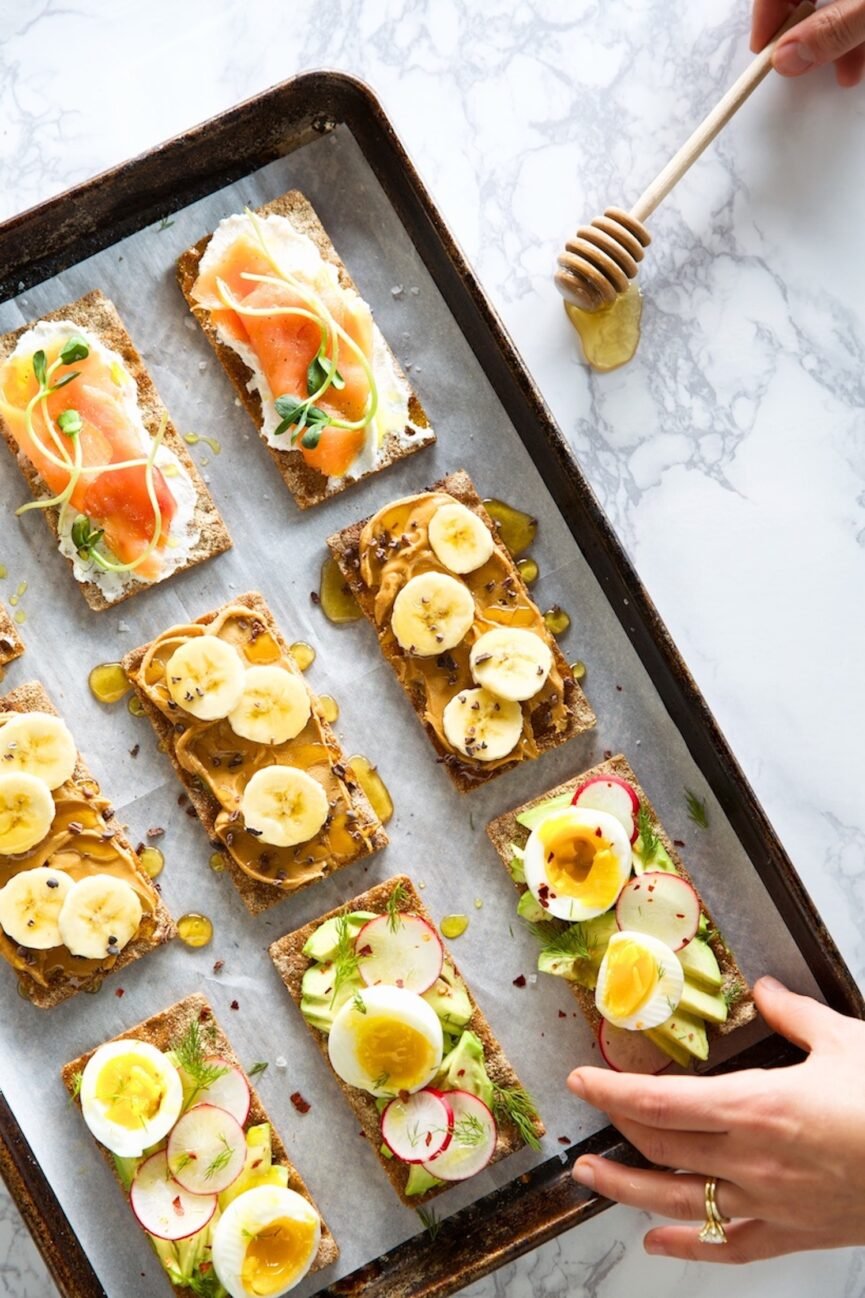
(0, 126, 819, 1297)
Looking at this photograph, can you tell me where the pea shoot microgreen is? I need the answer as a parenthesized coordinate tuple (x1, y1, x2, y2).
(57, 409, 82, 437)
(71, 515, 105, 562)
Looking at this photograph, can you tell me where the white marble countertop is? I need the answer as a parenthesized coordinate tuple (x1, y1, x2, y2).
(1, 1, 863, 1295)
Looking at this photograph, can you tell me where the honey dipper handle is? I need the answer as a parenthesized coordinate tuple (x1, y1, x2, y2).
(630, 0, 814, 224)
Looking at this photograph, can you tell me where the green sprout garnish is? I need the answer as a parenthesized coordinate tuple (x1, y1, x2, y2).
(57, 409, 82, 437)
(685, 789, 709, 829)
(70, 515, 104, 561)
(491, 1083, 542, 1152)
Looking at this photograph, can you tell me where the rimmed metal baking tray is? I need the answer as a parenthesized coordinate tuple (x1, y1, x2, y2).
(0, 71, 861, 1298)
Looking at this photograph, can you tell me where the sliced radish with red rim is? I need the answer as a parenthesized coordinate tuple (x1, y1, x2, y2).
(166, 1103, 247, 1195)
(130, 1150, 216, 1241)
(572, 775, 639, 844)
(421, 1090, 497, 1182)
(356, 914, 443, 994)
(615, 872, 700, 951)
(381, 1088, 454, 1163)
(598, 1021, 672, 1075)
(190, 1056, 250, 1125)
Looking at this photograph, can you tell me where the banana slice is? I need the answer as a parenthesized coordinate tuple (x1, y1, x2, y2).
(0, 772, 55, 854)
(391, 572, 475, 656)
(0, 713, 77, 790)
(469, 627, 553, 701)
(166, 635, 245, 721)
(0, 866, 73, 949)
(442, 687, 523, 762)
(241, 765, 328, 848)
(228, 666, 311, 746)
(428, 501, 494, 575)
(58, 875, 143, 960)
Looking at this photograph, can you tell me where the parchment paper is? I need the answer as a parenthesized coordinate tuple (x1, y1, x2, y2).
(0, 128, 819, 1297)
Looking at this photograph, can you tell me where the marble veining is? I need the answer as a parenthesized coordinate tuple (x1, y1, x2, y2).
(1, 1, 864, 1296)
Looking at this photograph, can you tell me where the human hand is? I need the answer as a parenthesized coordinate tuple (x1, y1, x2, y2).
(567, 976, 865, 1263)
(752, 0, 865, 87)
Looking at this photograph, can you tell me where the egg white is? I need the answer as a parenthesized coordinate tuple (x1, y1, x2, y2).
(595, 930, 685, 1031)
(212, 1185, 321, 1298)
(80, 1039, 183, 1158)
(328, 984, 443, 1096)
(523, 806, 632, 921)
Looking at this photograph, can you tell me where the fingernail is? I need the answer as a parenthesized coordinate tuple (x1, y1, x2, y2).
(757, 974, 784, 991)
(773, 41, 815, 75)
(645, 1237, 667, 1256)
(567, 1071, 586, 1097)
(572, 1158, 595, 1189)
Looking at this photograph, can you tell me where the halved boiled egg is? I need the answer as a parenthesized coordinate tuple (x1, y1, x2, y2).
(80, 1039, 183, 1158)
(595, 930, 684, 1031)
(212, 1185, 321, 1298)
(328, 984, 443, 1097)
(523, 806, 632, 921)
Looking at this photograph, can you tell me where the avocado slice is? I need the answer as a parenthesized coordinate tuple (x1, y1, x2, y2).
(677, 938, 722, 992)
(644, 1027, 692, 1068)
(651, 1008, 709, 1062)
(678, 981, 728, 1026)
(300, 960, 361, 1033)
(536, 912, 619, 989)
(632, 839, 677, 875)
(112, 1152, 138, 1191)
(406, 1164, 443, 1196)
(220, 1123, 289, 1209)
(508, 844, 526, 884)
(423, 959, 472, 1034)
(517, 889, 548, 923)
(434, 1030, 494, 1109)
(302, 910, 377, 962)
(515, 792, 572, 832)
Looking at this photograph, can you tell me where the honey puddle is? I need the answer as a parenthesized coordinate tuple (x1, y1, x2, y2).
(565, 281, 643, 373)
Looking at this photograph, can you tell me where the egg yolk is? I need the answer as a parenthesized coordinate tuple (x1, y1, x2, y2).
(355, 1014, 435, 1091)
(241, 1216, 317, 1296)
(603, 940, 656, 1019)
(94, 1053, 165, 1129)
(542, 818, 621, 908)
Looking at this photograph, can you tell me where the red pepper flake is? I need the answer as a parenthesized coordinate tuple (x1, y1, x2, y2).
(230, 1000, 239, 1011)
(603, 750, 612, 760)
(114, 988, 125, 998)
(673, 839, 686, 848)
(212, 960, 224, 974)
(199, 1262, 212, 1276)
(513, 974, 527, 988)
(557, 1136, 571, 1146)
(357, 944, 373, 958)
(594, 827, 602, 837)
(172, 1195, 184, 1215)
(457, 1068, 466, 1077)
(558, 1010, 567, 1019)
(675, 913, 685, 919)
(615, 684, 622, 692)
(290, 1091, 311, 1114)
(198, 1007, 211, 1023)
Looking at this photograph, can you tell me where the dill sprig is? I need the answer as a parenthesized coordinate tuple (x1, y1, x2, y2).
(386, 880, 410, 933)
(492, 1083, 542, 1152)
(685, 788, 709, 829)
(723, 980, 746, 1009)
(526, 919, 590, 963)
(68, 1071, 83, 1104)
(174, 1020, 229, 1107)
(186, 1265, 224, 1297)
(248, 1061, 268, 1078)
(204, 1136, 234, 1182)
(331, 914, 362, 1006)
(416, 1205, 442, 1241)
(635, 804, 660, 860)
(452, 1112, 485, 1148)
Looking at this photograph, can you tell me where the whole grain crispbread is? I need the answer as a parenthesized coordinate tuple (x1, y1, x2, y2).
(328, 469, 595, 793)
(0, 604, 24, 666)
(61, 992, 339, 1293)
(123, 591, 388, 916)
(269, 873, 545, 1207)
(486, 754, 757, 1050)
(0, 290, 232, 611)
(0, 680, 175, 1008)
(176, 189, 435, 510)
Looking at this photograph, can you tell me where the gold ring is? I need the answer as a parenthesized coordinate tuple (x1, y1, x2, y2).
(697, 1178, 730, 1245)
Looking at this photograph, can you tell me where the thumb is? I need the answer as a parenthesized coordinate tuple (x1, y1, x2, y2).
(773, 1, 865, 75)
(754, 975, 845, 1052)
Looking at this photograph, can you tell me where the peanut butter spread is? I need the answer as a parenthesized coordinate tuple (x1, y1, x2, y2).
(358, 493, 573, 771)
(136, 605, 376, 891)
(0, 781, 157, 989)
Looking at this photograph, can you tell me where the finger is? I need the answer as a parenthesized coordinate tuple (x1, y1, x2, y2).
(568, 1066, 746, 1132)
(572, 1156, 753, 1221)
(773, 0, 865, 74)
(610, 1115, 732, 1177)
(751, 0, 799, 52)
(644, 1218, 836, 1263)
(753, 976, 848, 1052)
(834, 42, 865, 83)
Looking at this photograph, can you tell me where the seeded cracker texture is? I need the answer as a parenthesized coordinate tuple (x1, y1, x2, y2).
(123, 590, 388, 916)
(176, 189, 435, 509)
(328, 469, 596, 793)
(0, 290, 232, 612)
(0, 680, 175, 1008)
(269, 873, 545, 1207)
(61, 993, 339, 1294)
(486, 754, 757, 1049)
(0, 604, 24, 665)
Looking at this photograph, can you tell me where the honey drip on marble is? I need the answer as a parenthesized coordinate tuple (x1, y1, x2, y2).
(89, 662, 131, 705)
(177, 912, 213, 948)
(565, 281, 643, 373)
(346, 755, 393, 825)
(319, 557, 362, 624)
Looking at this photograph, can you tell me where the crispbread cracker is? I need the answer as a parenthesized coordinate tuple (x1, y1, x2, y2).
(177, 190, 434, 510)
(61, 993, 339, 1293)
(0, 290, 232, 611)
(0, 604, 24, 665)
(0, 680, 174, 1008)
(123, 591, 388, 915)
(328, 469, 595, 793)
(486, 754, 756, 1052)
(269, 874, 545, 1207)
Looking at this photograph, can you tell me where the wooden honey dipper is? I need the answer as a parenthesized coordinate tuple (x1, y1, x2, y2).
(556, 1, 815, 311)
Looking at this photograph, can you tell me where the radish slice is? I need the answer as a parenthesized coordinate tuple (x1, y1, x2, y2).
(167, 1103, 247, 1195)
(130, 1150, 216, 1241)
(598, 1021, 672, 1075)
(381, 1088, 454, 1163)
(421, 1090, 497, 1182)
(572, 775, 639, 844)
(616, 872, 700, 951)
(356, 914, 443, 994)
(191, 1057, 250, 1125)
